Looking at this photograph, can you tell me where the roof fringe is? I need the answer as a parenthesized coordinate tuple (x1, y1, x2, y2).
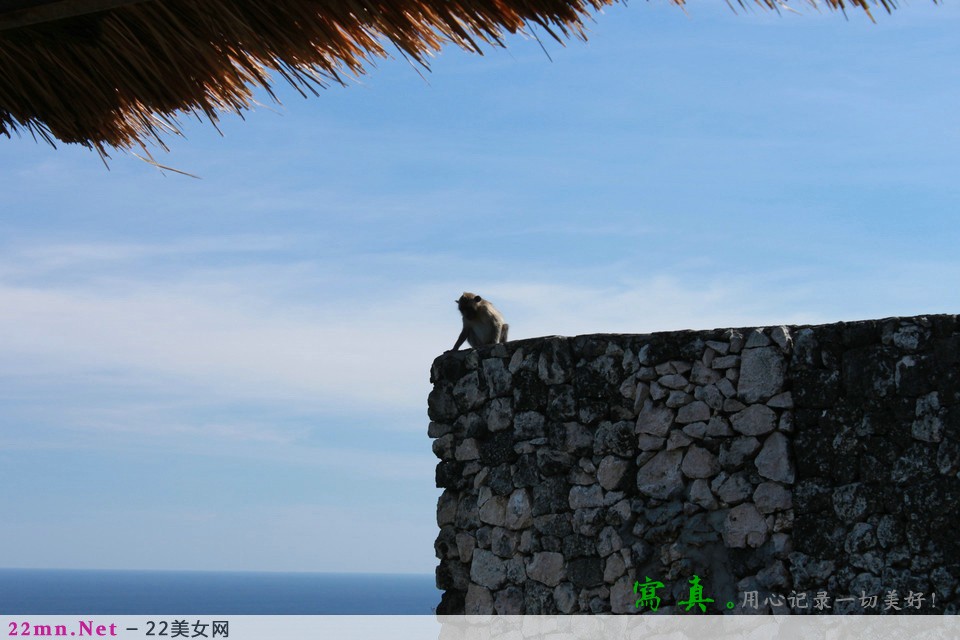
(0, 0, 909, 155)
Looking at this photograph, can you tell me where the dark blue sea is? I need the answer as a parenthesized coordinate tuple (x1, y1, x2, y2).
(0, 569, 440, 614)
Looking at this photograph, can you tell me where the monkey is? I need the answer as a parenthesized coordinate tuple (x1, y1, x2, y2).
(451, 292, 509, 351)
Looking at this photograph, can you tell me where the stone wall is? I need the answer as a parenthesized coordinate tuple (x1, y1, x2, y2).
(428, 315, 960, 614)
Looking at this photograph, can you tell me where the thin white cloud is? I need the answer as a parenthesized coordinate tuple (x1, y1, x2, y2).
(2, 236, 957, 457)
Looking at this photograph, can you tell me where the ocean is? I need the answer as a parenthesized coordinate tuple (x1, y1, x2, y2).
(0, 569, 440, 614)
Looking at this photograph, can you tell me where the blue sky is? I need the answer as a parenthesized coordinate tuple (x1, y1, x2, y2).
(1, 1, 958, 574)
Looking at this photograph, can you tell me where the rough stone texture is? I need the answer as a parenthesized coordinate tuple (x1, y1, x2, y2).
(431, 315, 960, 614)
(730, 404, 777, 436)
(596, 456, 630, 491)
(470, 549, 507, 590)
(738, 346, 785, 403)
(680, 445, 720, 479)
(755, 431, 796, 483)
(636, 449, 684, 500)
(527, 551, 565, 587)
(724, 503, 768, 548)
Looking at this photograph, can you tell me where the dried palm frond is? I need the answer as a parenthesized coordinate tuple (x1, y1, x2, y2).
(0, 0, 904, 155)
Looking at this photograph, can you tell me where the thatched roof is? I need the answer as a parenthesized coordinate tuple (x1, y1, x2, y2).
(0, 0, 900, 155)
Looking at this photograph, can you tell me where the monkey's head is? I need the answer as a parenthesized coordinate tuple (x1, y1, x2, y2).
(456, 292, 482, 318)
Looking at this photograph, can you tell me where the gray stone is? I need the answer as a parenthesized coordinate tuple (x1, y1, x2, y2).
(637, 366, 657, 381)
(569, 484, 604, 509)
(723, 503, 768, 548)
(453, 371, 487, 411)
(597, 456, 630, 491)
(636, 401, 674, 437)
(771, 532, 792, 557)
(465, 583, 494, 614)
(482, 358, 513, 397)
(667, 430, 694, 450)
(505, 489, 533, 530)
(676, 400, 711, 424)
(491, 528, 520, 558)
(706, 340, 730, 355)
(913, 391, 943, 443)
(538, 342, 570, 384)
(659, 374, 689, 390)
(876, 515, 901, 548)
(455, 438, 480, 461)
(456, 533, 476, 563)
(738, 346, 785, 403)
(702, 347, 716, 366)
(730, 404, 777, 436)
(494, 585, 525, 614)
(681, 445, 721, 479)
(682, 421, 708, 439)
(892, 324, 923, 351)
(526, 551, 565, 587)
(745, 329, 771, 348)
(937, 440, 960, 475)
(594, 420, 635, 455)
(508, 529, 540, 556)
(665, 390, 693, 408)
(753, 482, 792, 513)
(930, 567, 957, 599)
(850, 551, 884, 575)
(484, 398, 514, 432)
(757, 560, 790, 589)
(689, 478, 718, 510)
(428, 421, 453, 438)
(717, 378, 737, 398)
(728, 330, 745, 353)
(770, 326, 792, 352)
(711, 355, 740, 369)
(636, 449, 685, 500)
(766, 392, 793, 409)
(789, 552, 835, 586)
(554, 583, 579, 613)
(564, 422, 593, 452)
(508, 348, 526, 373)
(773, 509, 793, 533)
(470, 549, 507, 590)
(756, 431, 795, 483)
(655, 362, 676, 375)
(691, 361, 722, 385)
(695, 384, 724, 410)
(705, 416, 734, 437)
(778, 411, 793, 433)
(479, 495, 507, 527)
(832, 483, 870, 523)
(610, 576, 637, 614)
(717, 473, 753, 504)
(514, 411, 546, 440)
(719, 436, 761, 469)
(432, 434, 455, 460)
(427, 386, 459, 422)
(572, 507, 604, 536)
(649, 381, 668, 401)
(671, 360, 692, 374)
(844, 522, 876, 554)
(597, 526, 623, 557)
(437, 490, 457, 526)
(603, 553, 626, 584)
(637, 434, 665, 451)
(723, 398, 747, 412)
(632, 383, 651, 413)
